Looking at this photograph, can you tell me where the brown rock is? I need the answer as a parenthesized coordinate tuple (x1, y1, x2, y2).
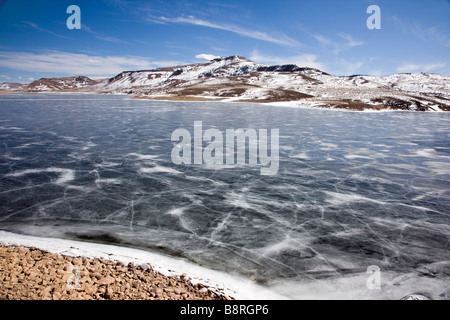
(52, 292, 62, 300)
(138, 293, 147, 300)
(80, 276, 92, 284)
(132, 280, 140, 289)
(151, 287, 163, 294)
(71, 258, 82, 266)
(164, 287, 174, 293)
(0, 246, 230, 301)
(84, 284, 96, 296)
(174, 288, 182, 295)
(28, 271, 40, 279)
(80, 269, 89, 277)
(104, 287, 114, 299)
(97, 276, 115, 286)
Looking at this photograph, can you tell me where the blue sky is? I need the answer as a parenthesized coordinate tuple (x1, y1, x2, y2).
(0, 0, 449, 82)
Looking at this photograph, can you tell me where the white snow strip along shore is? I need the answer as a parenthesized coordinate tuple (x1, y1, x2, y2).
(0, 231, 287, 300)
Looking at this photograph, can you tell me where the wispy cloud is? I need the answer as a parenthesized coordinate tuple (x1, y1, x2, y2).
(300, 27, 364, 54)
(411, 25, 450, 47)
(312, 34, 332, 46)
(397, 62, 447, 73)
(16, 76, 35, 83)
(83, 25, 128, 44)
(336, 59, 366, 75)
(195, 54, 221, 60)
(250, 50, 325, 70)
(393, 16, 450, 47)
(397, 64, 421, 73)
(326, 56, 379, 76)
(337, 33, 364, 49)
(423, 62, 447, 72)
(328, 33, 364, 54)
(0, 50, 182, 78)
(157, 16, 302, 47)
(20, 21, 71, 39)
(426, 27, 450, 47)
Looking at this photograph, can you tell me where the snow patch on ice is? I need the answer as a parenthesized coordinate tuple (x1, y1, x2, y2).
(6, 168, 75, 185)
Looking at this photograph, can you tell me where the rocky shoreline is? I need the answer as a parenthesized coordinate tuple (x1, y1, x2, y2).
(0, 245, 230, 300)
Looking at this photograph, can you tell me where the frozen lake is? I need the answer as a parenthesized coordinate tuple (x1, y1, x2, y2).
(0, 94, 449, 299)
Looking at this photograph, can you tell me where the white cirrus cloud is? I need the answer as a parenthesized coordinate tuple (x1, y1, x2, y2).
(397, 64, 421, 73)
(299, 27, 363, 54)
(393, 17, 450, 47)
(158, 16, 302, 47)
(0, 50, 184, 78)
(21, 21, 71, 39)
(423, 62, 447, 72)
(82, 24, 128, 44)
(250, 50, 326, 70)
(337, 33, 364, 48)
(195, 54, 221, 60)
(397, 62, 446, 73)
(336, 59, 366, 76)
(334, 33, 364, 54)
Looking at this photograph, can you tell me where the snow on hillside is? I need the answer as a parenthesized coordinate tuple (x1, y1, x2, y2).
(0, 82, 24, 90)
(363, 73, 450, 94)
(16, 56, 450, 111)
(26, 76, 99, 92)
(99, 56, 262, 92)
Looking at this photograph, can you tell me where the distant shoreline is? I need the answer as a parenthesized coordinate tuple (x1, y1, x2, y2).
(0, 91, 426, 112)
(2, 55, 449, 112)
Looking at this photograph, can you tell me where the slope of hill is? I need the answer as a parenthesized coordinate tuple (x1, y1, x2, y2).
(18, 56, 450, 111)
(26, 76, 102, 92)
(0, 82, 24, 91)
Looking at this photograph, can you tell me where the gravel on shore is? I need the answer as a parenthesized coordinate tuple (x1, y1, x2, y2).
(0, 245, 231, 300)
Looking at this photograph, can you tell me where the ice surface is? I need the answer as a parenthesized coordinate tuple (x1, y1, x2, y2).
(6, 168, 75, 185)
(0, 94, 449, 299)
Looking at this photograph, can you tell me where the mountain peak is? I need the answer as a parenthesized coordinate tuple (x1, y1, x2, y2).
(0, 82, 24, 90)
(211, 55, 253, 63)
(13, 55, 450, 112)
(26, 76, 99, 92)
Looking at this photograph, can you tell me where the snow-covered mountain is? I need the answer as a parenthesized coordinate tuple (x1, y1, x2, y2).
(0, 82, 24, 90)
(362, 73, 450, 94)
(17, 56, 450, 111)
(26, 76, 102, 92)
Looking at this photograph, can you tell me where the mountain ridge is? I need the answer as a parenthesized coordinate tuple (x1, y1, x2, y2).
(0, 82, 24, 90)
(5, 55, 450, 111)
